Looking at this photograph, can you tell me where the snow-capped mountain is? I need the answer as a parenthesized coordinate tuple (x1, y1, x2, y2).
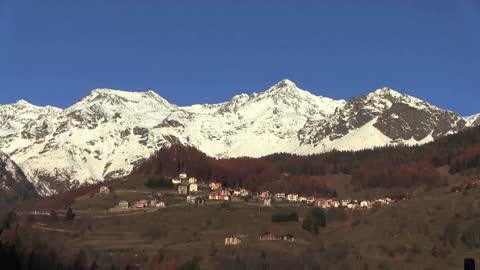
(466, 113, 480, 127)
(298, 87, 467, 151)
(0, 79, 477, 195)
(0, 152, 37, 208)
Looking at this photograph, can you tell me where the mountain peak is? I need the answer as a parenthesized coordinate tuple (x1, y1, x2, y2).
(270, 79, 298, 91)
(370, 87, 403, 98)
(73, 88, 175, 110)
(15, 99, 35, 107)
(264, 79, 302, 96)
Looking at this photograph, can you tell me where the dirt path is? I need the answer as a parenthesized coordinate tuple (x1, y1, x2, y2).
(32, 224, 78, 234)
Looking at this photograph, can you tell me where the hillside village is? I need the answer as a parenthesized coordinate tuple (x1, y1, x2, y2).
(105, 172, 398, 215)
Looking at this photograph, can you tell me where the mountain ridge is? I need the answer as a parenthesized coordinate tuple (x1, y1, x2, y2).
(0, 80, 478, 195)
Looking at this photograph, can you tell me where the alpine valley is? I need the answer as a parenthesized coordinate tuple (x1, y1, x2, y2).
(0, 79, 478, 195)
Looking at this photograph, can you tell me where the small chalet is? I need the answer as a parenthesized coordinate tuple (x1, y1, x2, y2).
(298, 196, 308, 202)
(178, 185, 188, 195)
(195, 197, 206, 206)
(209, 191, 220, 200)
(263, 198, 272, 207)
(258, 191, 270, 200)
(220, 189, 231, 196)
(135, 200, 148, 208)
(341, 200, 351, 207)
(360, 200, 372, 209)
(287, 194, 299, 202)
(316, 199, 329, 209)
(377, 198, 392, 205)
(306, 197, 316, 204)
(156, 201, 167, 208)
(189, 183, 198, 192)
(99, 186, 111, 195)
(225, 236, 242, 245)
(347, 203, 359, 210)
(118, 200, 129, 209)
(209, 191, 230, 201)
(280, 234, 295, 242)
(259, 232, 279, 241)
(274, 193, 286, 200)
(239, 188, 250, 197)
(209, 182, 223, 190)
(330, 200, 341, 208)
(172, 178, 181, 185)
(149, 199, 158, 207)
(188, 177, 198, 184)
(187, 196, 197, 204)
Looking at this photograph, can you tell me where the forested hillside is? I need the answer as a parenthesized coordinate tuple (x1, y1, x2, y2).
(132, 126, 480, 193)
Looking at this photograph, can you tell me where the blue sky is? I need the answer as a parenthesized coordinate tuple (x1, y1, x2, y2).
(1, 0, 479, 115)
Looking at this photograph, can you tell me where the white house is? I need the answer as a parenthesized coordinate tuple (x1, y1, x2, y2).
(331, 200, 341, 208)
(225, 236, 242, 245)
(188, 177, 197, 184)
(179, 173, 188, 179)
(263, 198, 272, 207)
(189, 183, 198, 192)
(156, 202, 166, 208)
(239, 188, 250, 197)
(172, 178, 181, 185)
(287, 194, 299, 202)
(99, 186, 111, 194)
(360, 200, 371, 208)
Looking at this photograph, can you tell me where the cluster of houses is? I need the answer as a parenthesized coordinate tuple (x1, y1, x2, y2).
(314, 198, 393, 210)
(208, 182, 251, 201)
(259, 232, 295, 242)
(15, 209, 54, 216)
(225, 236, 242, 245)
(117, 199, 166, 209)
(172, 173, 199, 195)
(205, 182, 395, 210)
(186, 195, 206, 206)
(224, 232, 295, 246)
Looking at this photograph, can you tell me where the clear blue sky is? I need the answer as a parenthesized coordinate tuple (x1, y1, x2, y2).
(1, 0, 479, 115)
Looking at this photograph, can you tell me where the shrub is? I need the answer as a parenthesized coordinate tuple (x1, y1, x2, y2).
(271, 212, 299, 223)
(66, 207, 76, 221)
(461, 222, 480, 248)
(302, 208, 326, 235)
(442, 222, 459, 247)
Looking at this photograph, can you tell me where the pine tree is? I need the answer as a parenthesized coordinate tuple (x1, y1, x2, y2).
(66, 207, 76, 221)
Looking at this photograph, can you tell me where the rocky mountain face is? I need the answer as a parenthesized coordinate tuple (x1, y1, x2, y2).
(0, 80, 477, 195)
(298, 88, 468, 151)
(0, 152, 37, 208)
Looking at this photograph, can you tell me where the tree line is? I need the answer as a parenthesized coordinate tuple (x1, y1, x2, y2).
(132, 126, 480, 192)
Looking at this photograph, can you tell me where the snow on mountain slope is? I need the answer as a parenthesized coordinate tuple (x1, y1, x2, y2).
(0, 80, 477, 195)
(465, 114, 480, 127)
(298, 87, 467, 146)
(0, 152, 37, 208)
